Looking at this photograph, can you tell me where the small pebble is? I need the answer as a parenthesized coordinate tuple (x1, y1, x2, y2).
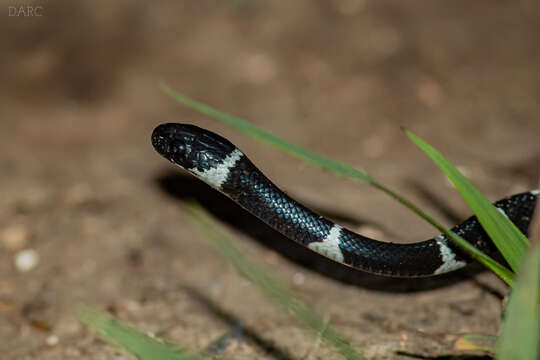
(14, 249, 39, 272)
(1, 225, 28, 250)
(293, 272, 305, 285)
(46, 335, 59, 346)
(241, 53, 277, 84)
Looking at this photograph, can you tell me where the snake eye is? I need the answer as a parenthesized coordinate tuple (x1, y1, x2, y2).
(168, 140, 196, 168)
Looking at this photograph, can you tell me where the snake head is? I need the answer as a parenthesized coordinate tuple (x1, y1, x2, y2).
(152, 123, 236, 171)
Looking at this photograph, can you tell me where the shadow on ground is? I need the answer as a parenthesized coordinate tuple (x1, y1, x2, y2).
(155, 171, 495, 294)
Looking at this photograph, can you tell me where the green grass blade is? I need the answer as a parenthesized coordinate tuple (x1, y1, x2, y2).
(160, 83, 373, 182)
(406, 130, 529, 272)
(371, 183, 514, 284)
(445, 232, 514, 285)
(185, 201, 367, 360)
(160, 84, 514, 285)
(75, 303, 208, 360)
(496, 247, 540, 360)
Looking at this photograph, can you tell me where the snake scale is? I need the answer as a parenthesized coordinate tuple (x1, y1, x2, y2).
(151, 123, 538, 277)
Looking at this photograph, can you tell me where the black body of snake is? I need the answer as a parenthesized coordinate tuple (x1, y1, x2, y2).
(151, 123, 538, 277)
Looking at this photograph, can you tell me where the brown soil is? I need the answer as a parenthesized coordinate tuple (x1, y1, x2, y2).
(1, 1, 539, 359)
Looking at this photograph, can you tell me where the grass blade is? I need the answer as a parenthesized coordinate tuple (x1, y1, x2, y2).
(496, 247, 540, 359)
(406, 130, 529, 272)
(75, 303, 208, 360)
(160, 82, 372, 182)
(185, 201, 367, 360)
(160, 84, 514, 285)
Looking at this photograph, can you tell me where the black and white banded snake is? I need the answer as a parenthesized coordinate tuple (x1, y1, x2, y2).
(151, 123, 538, 277)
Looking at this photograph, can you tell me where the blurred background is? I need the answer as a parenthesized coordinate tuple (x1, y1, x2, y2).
(1, 1, 539, 359)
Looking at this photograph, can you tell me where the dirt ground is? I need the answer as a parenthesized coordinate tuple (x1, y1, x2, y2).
(1, 1, 539, 359)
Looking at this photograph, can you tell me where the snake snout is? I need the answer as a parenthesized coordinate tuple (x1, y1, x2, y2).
(151, 124, 174, 157)
(152, 123, 238, 170)
(151, 123, 194, 167)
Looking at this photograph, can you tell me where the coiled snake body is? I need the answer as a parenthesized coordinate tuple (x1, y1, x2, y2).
(152, 123, 538, 277)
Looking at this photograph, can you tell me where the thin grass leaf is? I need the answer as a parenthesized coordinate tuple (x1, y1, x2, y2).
(75, 303, 208, 360)
(160, 84, 514, 284)
(406, 130, 529, 272)
(184, 201, 367, 360)
(160, 82, 372, 182)
(496, 247, 540, 360)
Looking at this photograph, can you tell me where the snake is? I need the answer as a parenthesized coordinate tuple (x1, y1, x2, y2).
(151, 123, 539, 277)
